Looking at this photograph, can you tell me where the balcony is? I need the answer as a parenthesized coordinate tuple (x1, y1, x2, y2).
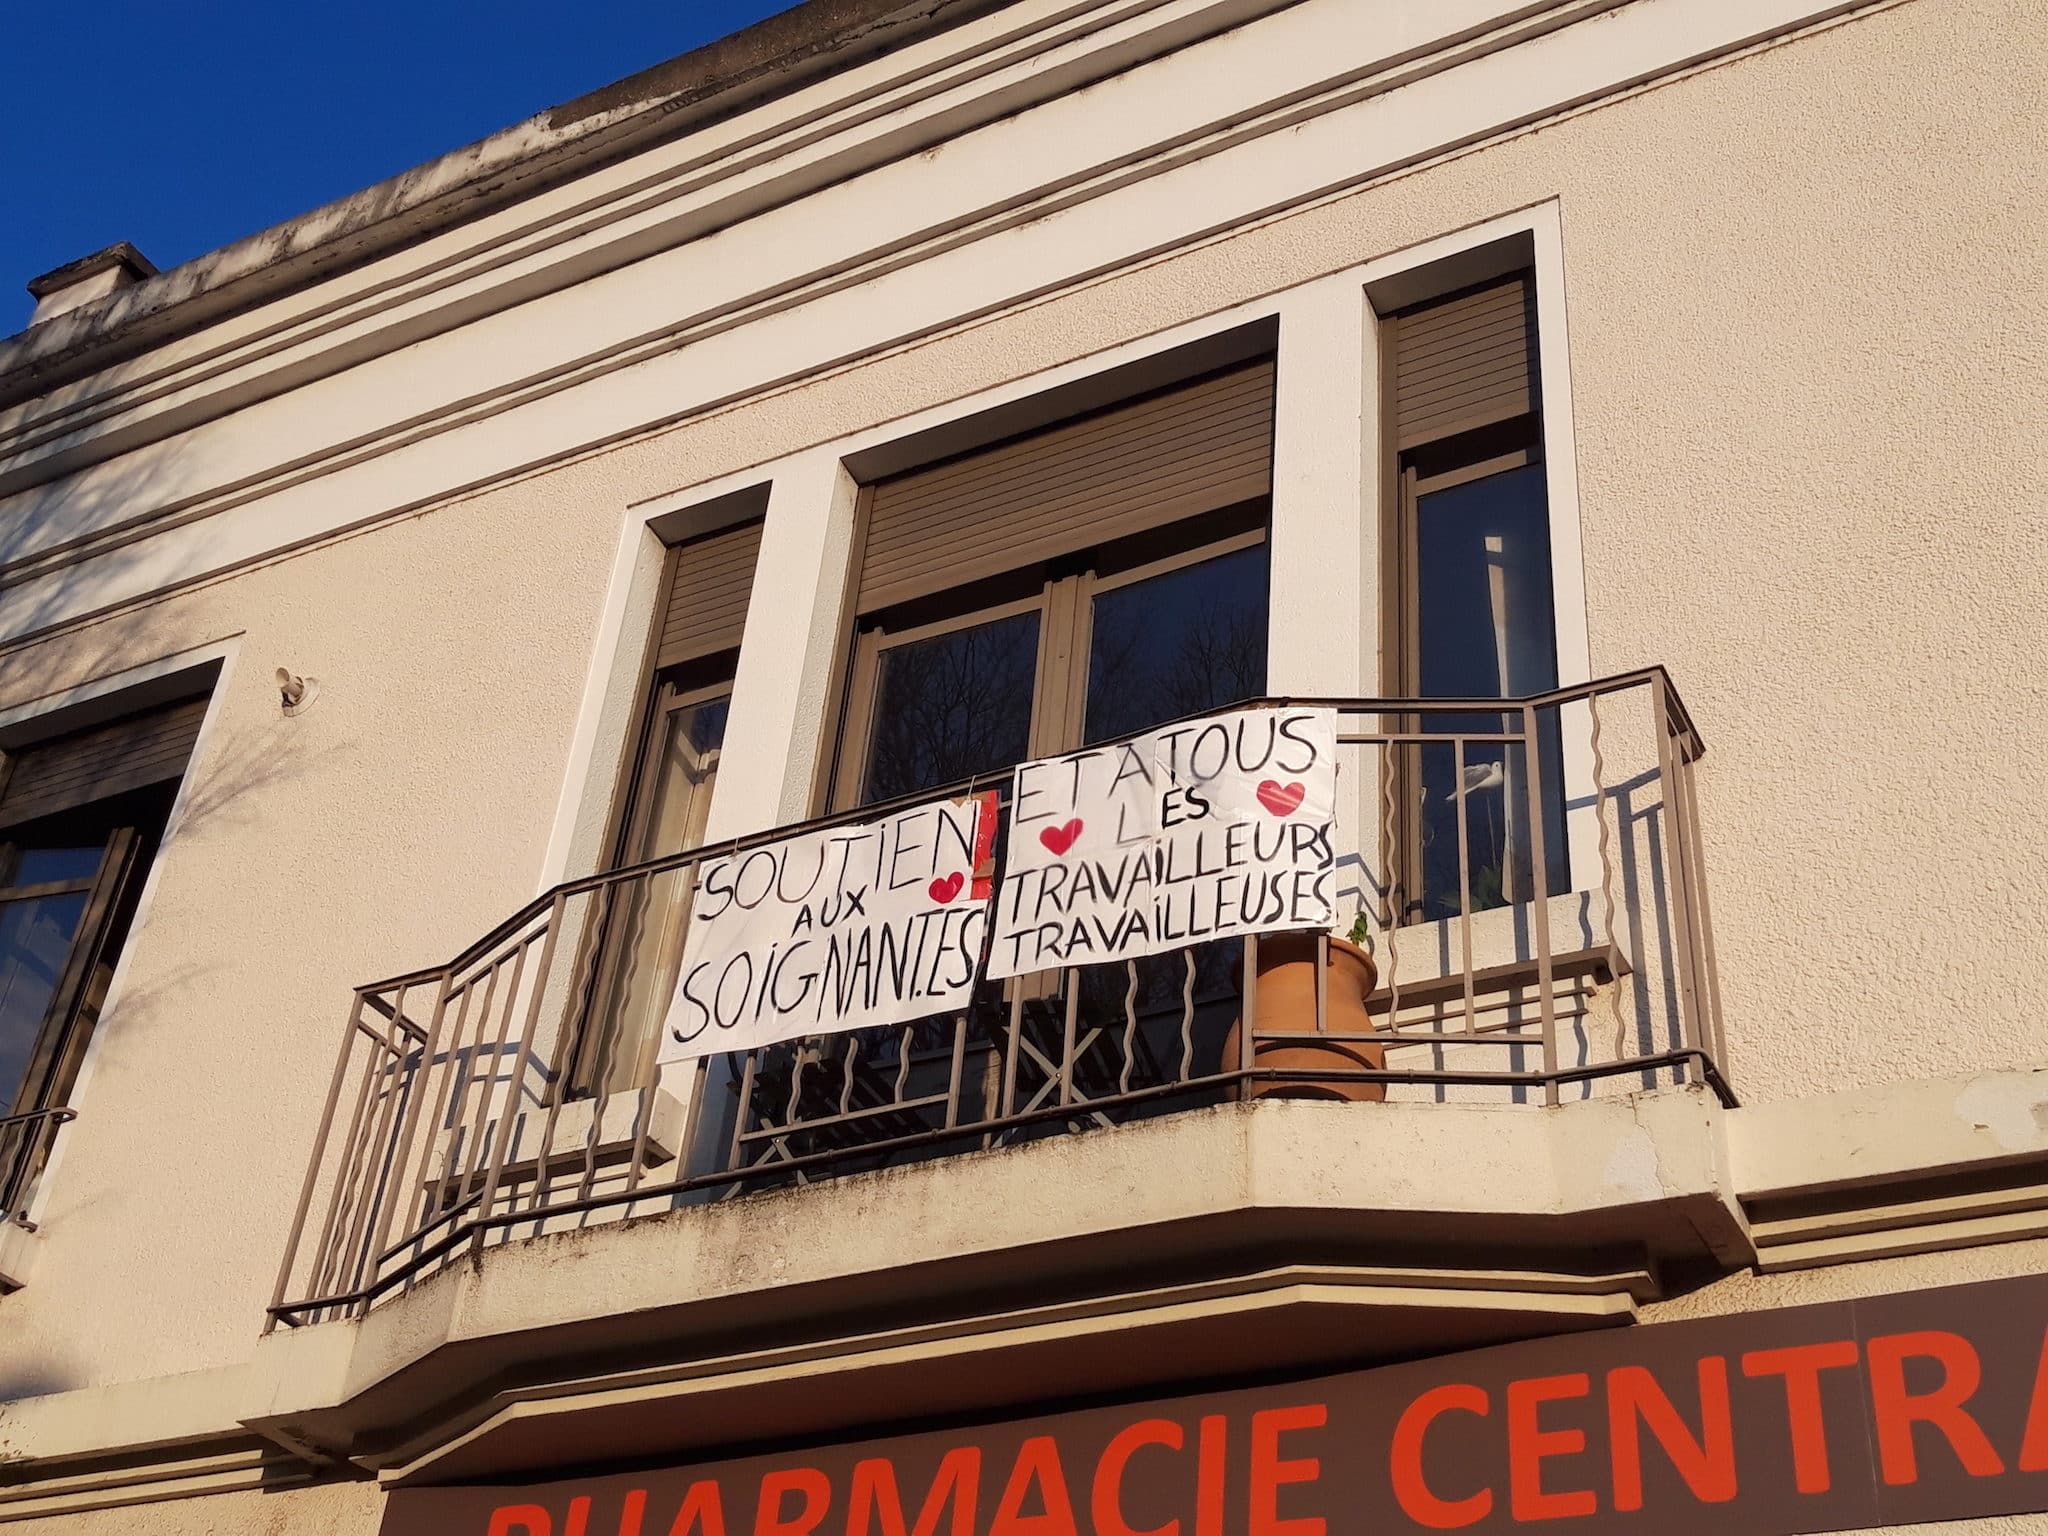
(269, 669, 1730, 1331)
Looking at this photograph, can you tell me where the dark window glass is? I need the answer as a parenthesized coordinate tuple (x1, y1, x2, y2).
(1416, 464, 1557, 700)
(863, 611, 1041, 804)
(1412, 463, 1568, 915)
(10, 847, 102, 886)
(0, 890, 90, 1109)
(1083, 543, 1269, 745)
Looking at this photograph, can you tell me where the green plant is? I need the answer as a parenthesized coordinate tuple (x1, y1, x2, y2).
(1432, 860, 1505, 919)
(1345, 910, 1372, 947)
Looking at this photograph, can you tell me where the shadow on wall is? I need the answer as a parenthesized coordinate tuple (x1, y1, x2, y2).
(0, 439, 384, 1400)
(0, 426, 218, 664)
(0, 1351, 89, 1416)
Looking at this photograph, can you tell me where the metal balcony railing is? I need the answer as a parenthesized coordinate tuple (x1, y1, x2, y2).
(268, 669, 1728, 1329)
(1, 1107, 75, 1232)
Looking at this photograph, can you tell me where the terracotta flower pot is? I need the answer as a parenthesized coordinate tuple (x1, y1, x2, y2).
(1221, 932, 1385, 1103)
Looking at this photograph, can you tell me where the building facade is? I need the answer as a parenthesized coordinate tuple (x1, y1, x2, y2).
(0, 0, 2044, 1530)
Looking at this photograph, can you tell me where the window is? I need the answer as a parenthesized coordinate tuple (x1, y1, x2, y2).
(822, 362, 1275, 1054)
(832, 360, 1277, 807)
(830, 518, 1269, 1050)
(859, 606, 1041, 806)
(1082, 540, 1269, 746)
(0, 691, 206, 1218)
(834, 524, 1270, 808)
(566, 524, 757, 1097)
(1384, 274, 1568, 920)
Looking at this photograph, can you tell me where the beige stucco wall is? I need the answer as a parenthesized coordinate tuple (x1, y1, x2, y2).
(4, 1482, 381, 1536)
(0, 0, 2040, 1486)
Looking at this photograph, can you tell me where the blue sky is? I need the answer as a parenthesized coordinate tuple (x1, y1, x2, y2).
(2, 0, 799, 331)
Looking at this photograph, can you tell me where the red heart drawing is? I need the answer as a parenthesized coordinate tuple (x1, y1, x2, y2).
(1039, 818, 1084, 856)
(927, 871, 965, 904)
(1256, 781, 1306, 817)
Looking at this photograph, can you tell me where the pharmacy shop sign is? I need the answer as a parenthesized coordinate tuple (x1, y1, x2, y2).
(660, 793, 994, 1060)
(988, 706, 1339, 978)
(384, 1270, 2048, 1536)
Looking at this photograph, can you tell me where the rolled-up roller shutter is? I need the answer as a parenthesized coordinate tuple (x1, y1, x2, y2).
(656, 520, 764, 669)
(857, 360, 1275, 613)
(1391, 275, 1536, 451)
(0, 696, 207, 831)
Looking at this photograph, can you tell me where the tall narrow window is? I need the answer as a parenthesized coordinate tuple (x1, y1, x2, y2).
(821, 366, 1275, 1104)
(0, 690, 207, 1220)
(1385, 275, 1568, 920)
(568, 523, 757, 1098)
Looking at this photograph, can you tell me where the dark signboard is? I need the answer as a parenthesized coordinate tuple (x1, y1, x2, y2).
(382, 1270, 2048, 1536)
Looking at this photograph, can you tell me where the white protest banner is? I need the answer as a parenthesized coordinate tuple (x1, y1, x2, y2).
(660, 792, 997, 1061)
(987, 707, 1338, 979)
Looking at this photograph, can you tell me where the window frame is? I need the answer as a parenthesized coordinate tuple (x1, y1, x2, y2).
(831, 586, 1055, 811)
(565, 667, 739, 1101)
(611, 674, 736, 870)
(1379, 273, 1557, 925)
(1072, 524, 1269, 748)
(0, 819, 144, 1121)
(1387, 443, 1545, 696)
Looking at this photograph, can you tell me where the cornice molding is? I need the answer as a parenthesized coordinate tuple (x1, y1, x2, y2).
(0, 0, 1019, 409)
(0, 0, 1891, 648)
(0, 0, 1291, 481)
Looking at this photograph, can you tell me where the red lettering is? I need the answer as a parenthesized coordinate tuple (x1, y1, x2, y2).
(990, 1437, 1078, 1536)
(1607, 1359, 1736, 1510)
(1867, 1331, 2005, 1484)
(1248, 1404, 1326, 1536)
(1506, 1374, 1597, 1521)
(1092, 1420, 1182, 1536)
(489, 1508, 551, 1536)
(621, 1491, 648, 1536)
(2021, 1328, 2048, 1471)
(755, 1470, 831, 1536)
(669, 1480, 729, 1536)
(1390, 1384, 1492, 1529)
(849, 1450, 981, 1536)
(565, 1498, 592, 1536)
(1742, 1341, 1859, 1494)
(1195, 1415, 1226, 1536)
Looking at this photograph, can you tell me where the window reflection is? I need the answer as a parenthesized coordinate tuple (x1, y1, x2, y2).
(1412, 463, 1568, 916)
(11, 847, 102, 886)
(863, 611, 1041, 804)
(574, 692, 730, 1098)
(1083, 543, 1268, 745)
(0, 891, 89, 1111)
(636, 697, 729, 863)
(1083, 544, 1269, 1004)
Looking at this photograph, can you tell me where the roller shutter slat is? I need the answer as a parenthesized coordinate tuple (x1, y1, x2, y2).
(1393, 277, 1537, 451)
(1400, 335, 1531, 395)
(657, 522, 764, 668)
(0, 697, 207, 830)
(867, 434, 1273, 555)
(871, 373, 1274, 518)
(864, 463, 1271, 612)
(870, 405, 1273, 527)
(1399, 286, 1526, 352)
(859, 361, 1275, 612)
